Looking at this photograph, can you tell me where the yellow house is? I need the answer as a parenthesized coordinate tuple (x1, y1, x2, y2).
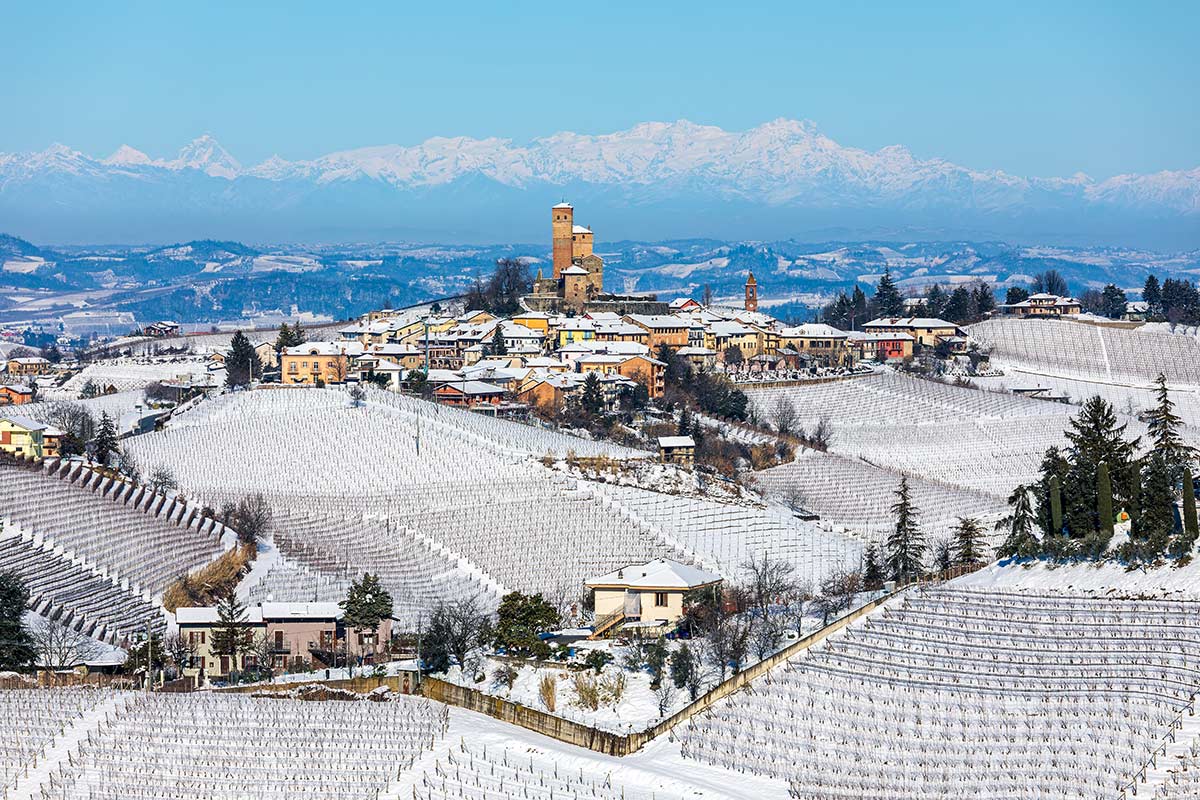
(0, 415, 47, 459)
(585, 559, 723, 638)
(779, 323, 853, 367)
(706, 321, 761, 360)
(281, 343, 356, 385)
(6, 357, 51, 377)
(511, 311, 551, 335)
(555, 318, 596, 348)
(863, 317, 959, 349)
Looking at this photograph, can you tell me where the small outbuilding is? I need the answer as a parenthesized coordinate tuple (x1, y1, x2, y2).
(657, 435, 696, 467)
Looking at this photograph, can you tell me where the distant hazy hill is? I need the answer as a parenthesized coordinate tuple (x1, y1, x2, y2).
(1, 121, 1197, 248)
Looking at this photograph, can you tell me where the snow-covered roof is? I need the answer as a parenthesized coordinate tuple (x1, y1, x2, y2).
(176, 606, 265, 625)
(676, 346, 717, 355)
(1, 415, 46, 431)
(586, 558, 722, 590)
(562, 265, 589, 276)
(847, 330, 915, 342)
(552, 202, 573, 209)
(780, 323, 846, 339)
(627, 314, 686, 329)
(657, 436, 696, 448)
(864, 317, 957, 329)
(572, 225, 592, 234)
(259, 601, 343, 620)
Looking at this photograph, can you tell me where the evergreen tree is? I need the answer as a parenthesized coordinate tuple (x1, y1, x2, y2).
(1143, 274, 1162, 315)
(942, 287, 974, 323)
(1133, 454, 1176, 559)
(580, 372, 605, 416)
(225, 331, 262, 389)
(1005, 286, 1030, 306)
(1049, 474, 1064, 536)
(1033, 447, 1069, 536)
(862, 543, 884, 588)
(209, 592, 250, 677)
(951, 517, 987, 567)
(1178, 467, 1199, 557)
(290, 322, 307, 346)
(873, 269, 904, 317)
(490, 328, 508, 356)
(849, 285, 869, 329)
(1145, 374, 1194, 482)
(995, 485, 1040, 559)
(0, 570, 36, 669)
(924, 284, 948, 317)
(669, 643, 694, 696)
(273, 323, 296, 352)
(972, 283, 995, 316)
(677, 406, 693, 437)
(494, 592, 559, 657)
(886, 476, 925, 583)
(1062, 397, 1137, 537)
(90, 412, 118, 467)
(341, 573, 394, 668)
(1097, 462, 1114, 540)
(1100, 284, 1128, 319)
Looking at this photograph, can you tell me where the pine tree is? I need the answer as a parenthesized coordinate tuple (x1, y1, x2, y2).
(1134, 454, 1176, 559)
(942, 287, 974, 323)
(886, 476, 925, 583)
(849, 285, 868, 329)
(1063, 397, 1137, 537)
(209, 592, 250, 677)
(995, 485, 1040, 560)
(862, 543, 883, 588)
(1145, 374, 1194, 482)
(973, 283, 995, 316)
(580, 372, 605, 416)
(873, 269, 904, 317)
(0, 571, 36, 669)
(341, 573, 393, 669)
(924, 283, 947, 317)
(490, 328, 508, 356)
(290, 322, 307, 346)
(90, 412, 118, 467)
(1175, 467, 1200, 558)
(273, 323, 294, 352)
(1143, 274, 1162, 315)
(225, 331, 262, 389)
(951, 517, 987, 567)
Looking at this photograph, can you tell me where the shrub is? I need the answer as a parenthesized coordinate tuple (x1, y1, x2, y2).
(492, 665, 518, 691)
(599, 671, 626, 705)
(573, 672, 600, 710)
(538, 673, 557, 712)
(583, 650, 613, 674)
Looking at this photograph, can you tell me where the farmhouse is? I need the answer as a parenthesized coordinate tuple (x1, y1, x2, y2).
(657, 435, 696, 467)
(1000, 293, 1082, 317)
(6, 356, 51, 377)
(586, 558, 723, 636)
(863, 317, 960, 349)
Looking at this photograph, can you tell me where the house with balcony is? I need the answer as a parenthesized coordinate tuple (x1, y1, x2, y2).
(585, 558, 723, 638)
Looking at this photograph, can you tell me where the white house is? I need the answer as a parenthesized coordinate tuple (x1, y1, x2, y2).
(585, 558, 723, 637)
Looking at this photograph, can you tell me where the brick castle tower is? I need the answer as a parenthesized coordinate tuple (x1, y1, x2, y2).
(552, 202, 574, 279)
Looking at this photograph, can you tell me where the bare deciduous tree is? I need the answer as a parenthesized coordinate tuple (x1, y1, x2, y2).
(29, 616, 105, 671)
(148, 465, 178, 494)
(771, 396, 798, 436)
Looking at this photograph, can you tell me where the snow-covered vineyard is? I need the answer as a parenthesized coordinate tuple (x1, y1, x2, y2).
(680, 585, 1200, 799)
(11, 282, 1200, 800)
(120, 387, 861, 622)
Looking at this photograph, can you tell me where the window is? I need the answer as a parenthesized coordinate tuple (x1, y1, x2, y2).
(274, 630, 284, 649)
(654, 592, 669, 608)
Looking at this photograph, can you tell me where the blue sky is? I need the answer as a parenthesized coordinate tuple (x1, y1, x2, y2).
(1, 1, 1195, 178)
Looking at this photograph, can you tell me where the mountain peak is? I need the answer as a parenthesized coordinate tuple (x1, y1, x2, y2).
(171, 134, 241, 178)
(103, 144, 153, 166)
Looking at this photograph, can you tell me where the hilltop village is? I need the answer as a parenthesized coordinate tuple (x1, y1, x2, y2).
(4, 202, 1200, 799)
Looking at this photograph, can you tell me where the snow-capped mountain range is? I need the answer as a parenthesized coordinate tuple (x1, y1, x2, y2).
(1, 120, 1196, 247)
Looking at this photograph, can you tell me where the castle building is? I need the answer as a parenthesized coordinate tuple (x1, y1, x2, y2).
(535, 202, 605, 310)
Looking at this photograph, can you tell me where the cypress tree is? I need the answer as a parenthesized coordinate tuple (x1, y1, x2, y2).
(1184, 468, 1198, 542)
(1097, 462, 1114, 539)
(1049, 474, 1063, 536)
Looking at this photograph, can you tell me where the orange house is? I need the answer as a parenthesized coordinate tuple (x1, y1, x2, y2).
(0, 385, 35, 405)
(624, 315, 689, 350)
